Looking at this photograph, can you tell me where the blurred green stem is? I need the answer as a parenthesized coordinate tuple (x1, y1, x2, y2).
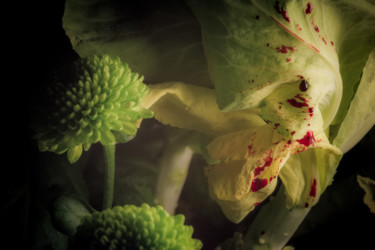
(154, 142, 194, 215)
(102, 144, 116, 210)
(241, 185, 310, 250)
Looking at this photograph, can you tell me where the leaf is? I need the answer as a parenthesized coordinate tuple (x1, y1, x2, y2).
(50, 194, 92, 236)
(357, 175, 375, 214)
(29, 199, 70, 250)
(188, 0, 375, 129)
(333, 49, 375, 153)
(184, 0, 372, 219)
(63, 0, 212, 87)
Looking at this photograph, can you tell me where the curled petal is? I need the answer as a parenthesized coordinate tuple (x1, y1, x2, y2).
(142, 82, 265, 135)
(279, 135, 342, 209)
(205, 126, 291, 223)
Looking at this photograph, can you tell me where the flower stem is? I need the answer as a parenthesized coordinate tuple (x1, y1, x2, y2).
(154, 143, 194, 215)
(241, 185, 311, 250)
(102, 144, 116, 210)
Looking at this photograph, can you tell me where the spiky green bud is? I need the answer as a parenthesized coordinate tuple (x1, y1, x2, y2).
(33, 55, 153, 163)
(70, 203, 202, 250)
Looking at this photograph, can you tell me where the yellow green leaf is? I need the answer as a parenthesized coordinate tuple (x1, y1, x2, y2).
(357, 175, 375, 214)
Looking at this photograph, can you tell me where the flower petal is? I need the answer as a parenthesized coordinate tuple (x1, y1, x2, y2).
(67, 144, 83, 164)
(142, 82, 265, 135)
(205, 126, 291, 223)
(257, 73, 343, 209)
(279, 136, 342, 209)
(205, 118, 342, 222)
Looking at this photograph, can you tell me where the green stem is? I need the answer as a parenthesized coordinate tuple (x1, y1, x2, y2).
(154, 143, 194, 215)
(240, 185, 311, 250)
(102, 144, 116, 210)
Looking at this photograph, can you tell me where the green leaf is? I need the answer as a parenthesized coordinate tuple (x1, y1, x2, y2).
(333, 49, 375, 153)
(184, 0, 372, 218)
(30, 199, 70, 250)
(357, 175, 375, 214)
(188, 0, 375, 128)
(63, 0, 212, 87)
(50, 195, 92, 236)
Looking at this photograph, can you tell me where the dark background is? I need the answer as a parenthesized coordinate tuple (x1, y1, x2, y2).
(18, 0, 375, 249)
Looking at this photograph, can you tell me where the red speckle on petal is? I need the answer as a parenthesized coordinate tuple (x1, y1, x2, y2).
(305, 3, 313, 14)
(248, 145, 256, 157)
(297, 130, 316, 146)
(276, 45, 295, 53)
(291, 131, 296, 136)
(330, 41, 334, 46)
(251, 178, 268, 192)
(314, 25, 319, 33)
(254, 202, 260, 207)
(296, 94, 308, 102)
(310, 179, 317, 197)
(286, 57, 292, 62)
(304, 202, 309, 208)
(287, 94, 309, 108)
(322, 37, 327, 44)
(308, 107, 314, 117)
(274, 1, 290, 22)
(254, 151, 273, 177)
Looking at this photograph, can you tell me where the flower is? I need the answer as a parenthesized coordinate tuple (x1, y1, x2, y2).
(70, 203, 202, 250)
(142, 82, 342, 223)
(33, 55, 153, 163)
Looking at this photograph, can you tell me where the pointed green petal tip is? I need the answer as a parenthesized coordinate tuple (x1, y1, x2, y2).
(67, 145, 83, 164)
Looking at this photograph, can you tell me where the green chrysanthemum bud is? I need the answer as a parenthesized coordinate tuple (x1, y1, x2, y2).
(71, 203, 202, 250)
(33, 55, 153, 163)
